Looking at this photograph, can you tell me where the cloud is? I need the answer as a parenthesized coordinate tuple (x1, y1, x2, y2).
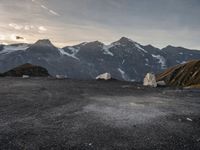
(30, 0, 57, 16)
(10, 34, 18, 41)
(40, 5, 48, 10)
(24, 25, 30, 31)
(38, 26, 47, 32)
(8, 23, 37, 31)
(24, 25, 35, 31)
(40, 5, 60, 16)
(0, 34, 6, 41)
(31, 0, 60, 16)
(40, 4, 60, 16)
(9, 23, 23, 30)
(1, 0, 200, 49)
(49, 10, 60, 16)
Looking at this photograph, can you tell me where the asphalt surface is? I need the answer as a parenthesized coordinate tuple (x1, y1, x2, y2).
(0, 78, 200, 150)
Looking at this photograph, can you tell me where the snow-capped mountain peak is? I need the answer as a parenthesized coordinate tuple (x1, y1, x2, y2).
(118, 37, 136, 43)
(134, 43, 148, 53)
(109, 37, 148, 54)
(58, 48, 80, 60)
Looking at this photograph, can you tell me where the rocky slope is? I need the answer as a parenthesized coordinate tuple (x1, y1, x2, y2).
(0, 37, 200, 81)
(156, 60, 200, 87)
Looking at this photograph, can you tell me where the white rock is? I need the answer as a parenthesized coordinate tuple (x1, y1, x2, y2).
(143, 73, 157, 87)
(96, 73, 112, 80)
(157, 80, 166, 86)
(186, 118, 193, 122)
(22, 75, 30, 79)
(56, 75, 67, 79)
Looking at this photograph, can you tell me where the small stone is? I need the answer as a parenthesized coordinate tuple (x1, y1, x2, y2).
(88, 143, 92, 146)
(186, 118, 193, 122)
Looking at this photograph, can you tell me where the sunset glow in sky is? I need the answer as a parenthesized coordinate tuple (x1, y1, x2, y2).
(0, 0, 200, 49)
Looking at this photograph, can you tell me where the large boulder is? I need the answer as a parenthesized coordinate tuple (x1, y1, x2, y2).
(96, 73, 112, 80)
(143, 73, 157, 87)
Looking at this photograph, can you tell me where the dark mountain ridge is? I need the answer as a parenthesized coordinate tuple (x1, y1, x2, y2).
(1, 63, 50, 77)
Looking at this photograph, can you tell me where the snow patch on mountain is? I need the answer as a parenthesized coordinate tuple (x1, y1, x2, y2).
(152, 54, 166, 69)
(135, 44, 148, 53)
(68, 47, 80, 55)
(58, 48, 79, 60)
(103, 45, 114, 56)
(181, 61, 187, 64)
(111, 41, 124, 47)
(145, 58, 149, 66)
(113, 42, 122, 46)
(127, 38, 135, 43)
(0, 44, 29, 55)
(79, 42, 88, 46)
(118, 68, 127, 80)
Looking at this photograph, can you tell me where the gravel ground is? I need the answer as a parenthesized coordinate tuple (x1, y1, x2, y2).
(0, 78, 200, 150)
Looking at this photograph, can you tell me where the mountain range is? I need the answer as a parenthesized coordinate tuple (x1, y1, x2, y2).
(1, 37, 200, 81)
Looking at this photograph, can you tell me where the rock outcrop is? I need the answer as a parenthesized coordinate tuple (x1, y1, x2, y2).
(156, 60, 200, 87)
(1, 63, 50, 77)
(143, 73, 157, 87)
(96, 73, 112, 80)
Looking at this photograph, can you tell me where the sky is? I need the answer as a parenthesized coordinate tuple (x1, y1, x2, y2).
(0, 0, 200, 49)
